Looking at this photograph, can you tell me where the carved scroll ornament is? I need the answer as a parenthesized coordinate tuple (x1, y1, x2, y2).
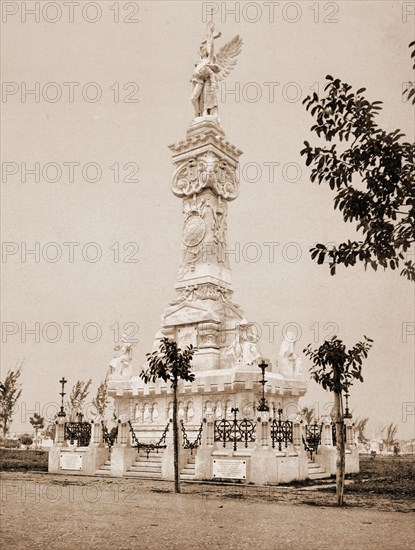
(172, 153, 239, 201)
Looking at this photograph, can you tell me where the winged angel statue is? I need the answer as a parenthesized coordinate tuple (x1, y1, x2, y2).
(191, 21, 243, 122)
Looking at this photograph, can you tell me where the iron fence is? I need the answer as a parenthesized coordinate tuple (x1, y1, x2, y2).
(101, 422, 118, 449)
(214, 418, 256, 451)
(270, 418, 293, 451)
(64, 422, 91, 447)
(302, 422, 323, 458)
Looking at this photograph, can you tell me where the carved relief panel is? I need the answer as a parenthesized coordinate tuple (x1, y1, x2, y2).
(177, 192, 230, 280)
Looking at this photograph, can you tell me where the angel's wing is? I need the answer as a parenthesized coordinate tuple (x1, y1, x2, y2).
(215, 35, 243, 82)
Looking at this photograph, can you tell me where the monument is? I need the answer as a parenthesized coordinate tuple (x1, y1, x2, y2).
(49, 21, 358, 482)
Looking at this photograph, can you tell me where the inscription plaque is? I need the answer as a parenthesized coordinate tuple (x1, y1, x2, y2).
(212, 459, 246, 480)
(60, 453, 83, 471)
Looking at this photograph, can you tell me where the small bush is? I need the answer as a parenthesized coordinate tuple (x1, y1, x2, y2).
(19, 434, 33, 447)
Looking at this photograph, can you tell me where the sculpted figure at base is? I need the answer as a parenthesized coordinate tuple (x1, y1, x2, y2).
(191, 20, 242, 121)
(225, 322, 262, 365)
(278, 331, 302, 377)
(108, 334, 133, 379)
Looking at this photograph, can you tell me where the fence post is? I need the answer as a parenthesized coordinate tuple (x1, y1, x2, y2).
(205, 413, 214, 446)
(91, 421, 103, 446)
(256, 412, 270, 447)
(292, 420, 302, 447)
(322, 417, 333, 446)
(345, 418, 354, 446)
(55, 418, 65, 445)
(119, 421, 129, 446)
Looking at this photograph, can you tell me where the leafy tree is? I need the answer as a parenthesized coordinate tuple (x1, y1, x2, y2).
(301, 49, 415, 281)
(0, 362, 23, 438)
(382, 422, 398, 451)
(140, 338, 195, 493)
(92, 379, 109, 418)
(304, 335, 373, 506)
(354, 416, 370, 445)
(301, 406, 317, 425)
(44, 422, 56, 441)
(403, 41, 415, 105)
(68, 379, 92, 421)
(30, 412, 45, 450)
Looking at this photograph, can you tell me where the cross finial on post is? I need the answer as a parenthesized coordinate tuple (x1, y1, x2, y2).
(58, 377, 67, 418)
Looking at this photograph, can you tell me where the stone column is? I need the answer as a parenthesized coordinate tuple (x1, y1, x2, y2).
(322, 417, 334, 446)
(161, 420, 175, 480)
(256, 412, 270, 448)
(345, 418, 354, 446)
(91, 422, 103, 446)
(292, 421, 302, 448)
(48, 416, 67, 474)
(110, 421, 134, 476)
(55, 418, 66, 445)
(195, 416, 213, 480)
(204, 413, 215, 446)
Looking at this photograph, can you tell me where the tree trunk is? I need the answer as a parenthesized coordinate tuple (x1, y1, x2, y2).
(172, 376, 180, 493)
(334, 389, 345, 506)
(35, 428, 38, 450)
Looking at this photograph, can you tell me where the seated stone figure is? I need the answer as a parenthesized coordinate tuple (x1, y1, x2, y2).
(108, 334, 133, 379)
(278, 331, 302, 377)
(241, 333, 262, 365)
(225, 322, 262, 366)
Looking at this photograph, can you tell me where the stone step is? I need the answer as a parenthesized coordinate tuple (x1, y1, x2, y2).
(180, 457, 196, 479)
(137, 450, 164, 456)
(307, 459, 330, 480)
(308, 471, 330, 480)
(181, 467, 195, 475)
(95, 469, 111, 476)
(129, 464, 161, 472)
(136, 454, 163, 461)
(308, 468, 325, 476)
(308, 464, 324, 472)
(132, 459, 162, 467)
(124, 471, 162, 479)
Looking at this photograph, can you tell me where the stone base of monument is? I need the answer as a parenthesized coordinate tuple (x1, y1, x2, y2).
(48, 429, 359, 482)
(110, 445, 136, 477)
(48, 443, 109, 476)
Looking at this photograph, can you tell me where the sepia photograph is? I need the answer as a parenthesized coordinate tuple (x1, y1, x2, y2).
(1, 1, 414, 548)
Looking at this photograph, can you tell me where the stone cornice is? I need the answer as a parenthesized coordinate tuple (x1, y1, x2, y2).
(169, 122, 243, 165)
(107, 368, 307, 399)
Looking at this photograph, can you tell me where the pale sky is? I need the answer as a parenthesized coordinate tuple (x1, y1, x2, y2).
(1, 0, 414, 439)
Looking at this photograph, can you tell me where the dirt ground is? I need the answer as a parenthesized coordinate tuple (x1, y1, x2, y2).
(1, 471, 413, 550)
